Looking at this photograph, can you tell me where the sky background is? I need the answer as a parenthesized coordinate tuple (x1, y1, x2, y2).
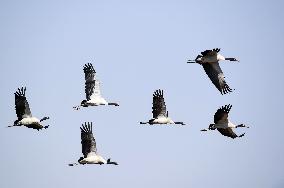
(0, 0, 284, 187)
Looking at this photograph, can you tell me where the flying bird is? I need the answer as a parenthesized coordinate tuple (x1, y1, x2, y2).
(140, 89, 185, 125)
(73, 63, 119, 110)
(201, 104, 249, 139)
(8, 87, 49, 131)
(69, 122, 118, 166)
(187, 48, 238, 94)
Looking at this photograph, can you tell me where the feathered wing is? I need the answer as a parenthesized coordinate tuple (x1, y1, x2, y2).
(152, 89, 167, 118)
(202, 62, 232, 94)
(214, 104, 232, 124)
(80, 122, 97, 158)
(217, 128, 238, 139)
(83, 63, 99, 100)
(14, 87, 32, 120)
(200, 48, 220, 57)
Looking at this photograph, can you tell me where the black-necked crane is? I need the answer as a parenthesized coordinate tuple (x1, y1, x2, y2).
(73, 63, 119, 110)
(187, 48, 238, 94)
(201, 104, 249, 139)
(8, 87, 49, 131)
(69, 122, 118, 166)
(140, 89, 185, 125)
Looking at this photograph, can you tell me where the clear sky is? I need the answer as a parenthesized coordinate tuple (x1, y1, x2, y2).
(0, 0, 284, 187)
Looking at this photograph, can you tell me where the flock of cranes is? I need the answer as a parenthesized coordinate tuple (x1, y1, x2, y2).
(7, 48, 249, 166)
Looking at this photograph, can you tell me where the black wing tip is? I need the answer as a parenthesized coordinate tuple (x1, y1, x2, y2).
(219, 104, 232, 113)
(15, 87, 27, 97)
(81, 122, 93, 133)
(200, 48, 220, 56)
(220, 84, 233, 95)
(83, 63, 96, 73)
(153, 89, 164, 97)
(213, 48, 221, 52)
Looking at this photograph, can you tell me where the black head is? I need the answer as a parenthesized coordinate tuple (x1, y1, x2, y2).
(107, 158, 118, 165)
(78, 157, 84, 163)
(13, 120, 19, 126)
(209, 124, 216, 130)
(80, 100, 88, 107)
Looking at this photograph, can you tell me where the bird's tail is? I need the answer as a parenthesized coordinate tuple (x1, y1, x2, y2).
(44, 125, 49, 129)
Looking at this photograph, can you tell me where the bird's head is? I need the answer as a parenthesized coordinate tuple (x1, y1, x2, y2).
(107, 158, 118, 165)
(78, 157, 84, 163)
(13, 120, 19, 126)
(80, 100, 88, 107)
(209, 124, 216, 130)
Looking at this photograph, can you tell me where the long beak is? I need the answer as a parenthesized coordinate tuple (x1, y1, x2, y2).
(68, 163, 79, 166)
(174, 122, 185, 125)
(187, 60, 196, 63)
(73, 105, 81, 110)
(140, 122, 148, 124)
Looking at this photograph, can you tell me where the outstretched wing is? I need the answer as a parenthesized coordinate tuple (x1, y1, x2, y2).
(202, 62, 232, 94)
(80, 122, 97, 158)
(83, 63, 100, 100)
(14, 87, 32, 120)
(217, 128, 238, 139)
(214, 104, 232, 124)
(152, 89, 167, 118)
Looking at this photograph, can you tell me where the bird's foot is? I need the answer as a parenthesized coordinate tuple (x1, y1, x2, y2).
(40, 117, 49, 122)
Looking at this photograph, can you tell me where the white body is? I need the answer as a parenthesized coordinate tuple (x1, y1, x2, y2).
(212, 120, 236, 129)
(87, 97, 108, 105)
(18, 117, 40, 125)
(80, 153, 107, 164)
(152, 116, 174, 124)
(88, 79, 108, 105)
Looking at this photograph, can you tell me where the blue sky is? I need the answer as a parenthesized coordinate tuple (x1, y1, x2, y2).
(0, 0, 284, 187)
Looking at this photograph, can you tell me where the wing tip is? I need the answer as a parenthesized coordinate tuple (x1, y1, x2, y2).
(15, 86, 27, 97)
(221, 84, 233, 95)
(81, 122, 93, 134)
(83, 63, 96, 74)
